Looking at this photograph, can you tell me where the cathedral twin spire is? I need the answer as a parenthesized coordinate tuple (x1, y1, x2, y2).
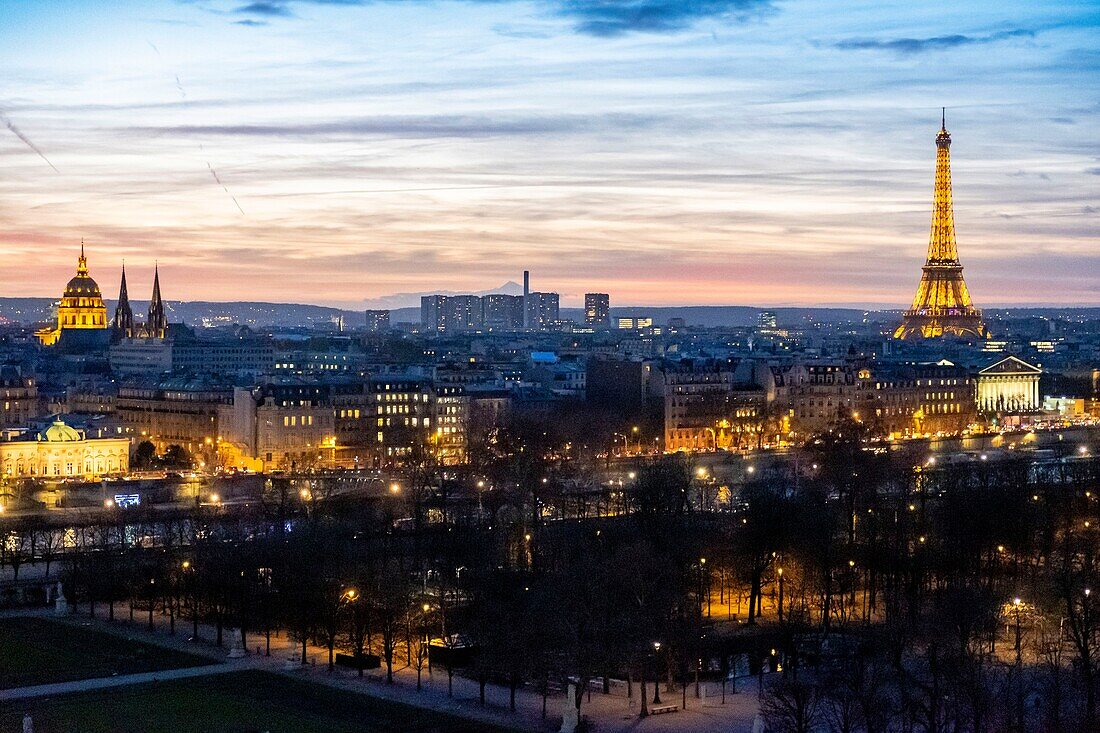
(112, 262, 168, 340)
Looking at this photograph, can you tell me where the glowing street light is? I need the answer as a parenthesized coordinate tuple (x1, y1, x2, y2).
(389, 482, 401, 494)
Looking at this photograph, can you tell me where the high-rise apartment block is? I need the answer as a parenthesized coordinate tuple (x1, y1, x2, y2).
(584, 293, 610, 328)
(525, 292, 560, 331)
(364, 310, 390, 332)
(421, 293, 528, 333)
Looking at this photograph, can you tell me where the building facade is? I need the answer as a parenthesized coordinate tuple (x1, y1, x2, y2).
(584, 293, 610, 328)
(0, 419, 129, 479)
(1, 366, 38, 429)
(976, 356, 1042, 414)
(364, 310, 391, 332)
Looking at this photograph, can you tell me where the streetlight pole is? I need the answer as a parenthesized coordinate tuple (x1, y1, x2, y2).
(652, 642, 662, 705)
(1013, 597, 1023, 667)
(777, 567, 784, 623)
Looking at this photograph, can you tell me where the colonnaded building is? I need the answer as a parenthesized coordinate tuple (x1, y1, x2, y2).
(0, 419, 129, 479)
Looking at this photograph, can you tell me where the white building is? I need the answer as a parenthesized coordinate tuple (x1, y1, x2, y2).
(976, 356, 1042, 414)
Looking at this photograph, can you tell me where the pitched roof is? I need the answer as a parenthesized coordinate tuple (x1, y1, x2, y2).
(978, 355, 1041, 376)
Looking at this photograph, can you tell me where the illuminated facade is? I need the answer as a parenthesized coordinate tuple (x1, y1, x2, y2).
(34, 244, 110, 348)
(976, 356, 1041, 414)
(0, 419, 129, 479)
(894, 113, 990, 341)
(664, 361, 768, 452)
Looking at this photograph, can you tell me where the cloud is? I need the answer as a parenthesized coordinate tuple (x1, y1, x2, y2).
(552, 0, 773, 36)
(1086, 167, 1100, 176)
(235, 1, 295, 18)
(121, 112, 670, 139)
(1009, 169, 1050, 181)
(234, 18, 270, 26)
(226, 0, 773, 36)
(833, 28, 1035, 55)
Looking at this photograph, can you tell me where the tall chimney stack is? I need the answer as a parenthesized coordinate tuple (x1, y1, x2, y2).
(523, 270, 530, 330)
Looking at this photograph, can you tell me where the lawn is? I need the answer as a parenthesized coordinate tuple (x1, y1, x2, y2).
(0, 617, 214, 689)
(1, 670, 516, 733)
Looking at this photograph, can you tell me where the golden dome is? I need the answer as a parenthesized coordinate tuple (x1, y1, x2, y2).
(63, 274, 102, 299)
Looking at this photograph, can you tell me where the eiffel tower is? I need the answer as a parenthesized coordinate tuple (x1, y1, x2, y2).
(894, 111, 990, 340)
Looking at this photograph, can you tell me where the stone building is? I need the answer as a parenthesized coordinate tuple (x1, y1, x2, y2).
(0, 418, 128, 479)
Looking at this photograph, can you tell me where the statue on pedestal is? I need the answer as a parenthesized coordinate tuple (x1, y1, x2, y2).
(559, 682, 578, 733)
(227, 629, 247, 659)
(53, 582, 68, 616)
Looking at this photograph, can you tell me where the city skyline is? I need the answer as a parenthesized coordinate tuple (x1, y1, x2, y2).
(1, 0, 1098, 308)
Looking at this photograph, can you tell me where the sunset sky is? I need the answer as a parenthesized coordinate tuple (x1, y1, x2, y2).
(1, 0, 1097, 308)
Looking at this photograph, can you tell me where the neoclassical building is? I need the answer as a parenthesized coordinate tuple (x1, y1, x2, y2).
(976, 356, 1042, 414)
(35, 244, 110, 349)
(0, 419, 129, 479)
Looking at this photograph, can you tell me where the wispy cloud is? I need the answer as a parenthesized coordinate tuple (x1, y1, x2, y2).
(833, 28, 1035, 54)
(231, 0, 774, 36)
(553, 0, 773, 36)
(235, 1, 295, 18)
(121, 113, 672, 139)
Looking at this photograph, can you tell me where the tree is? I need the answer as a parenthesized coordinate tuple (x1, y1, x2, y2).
(163, 444, 191, 469)
(371, 560, 411, 684)
(762, 676, 823, 733)
(132, 440, 157, 470)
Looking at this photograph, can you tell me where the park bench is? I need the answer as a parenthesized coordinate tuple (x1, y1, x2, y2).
(649, 704, 678, 715)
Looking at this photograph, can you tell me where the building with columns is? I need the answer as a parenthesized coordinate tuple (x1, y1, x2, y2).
(976, 356, 1042, 414)
(0, 418, 129, 479)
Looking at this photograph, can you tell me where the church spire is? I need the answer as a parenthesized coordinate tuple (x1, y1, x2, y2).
(112, 263, 134, 339)
(147, 263, 167, 339)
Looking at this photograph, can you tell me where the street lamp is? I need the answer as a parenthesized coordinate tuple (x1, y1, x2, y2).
(389, 482, 401, 494)
(652, 642, 662, 705)
(1012, 597, 1023, 666)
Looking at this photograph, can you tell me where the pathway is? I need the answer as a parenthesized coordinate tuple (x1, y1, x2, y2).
(4, 606, 765, 731)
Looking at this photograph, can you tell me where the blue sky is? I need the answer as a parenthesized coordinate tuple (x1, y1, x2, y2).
(0, 0, 1097, 307)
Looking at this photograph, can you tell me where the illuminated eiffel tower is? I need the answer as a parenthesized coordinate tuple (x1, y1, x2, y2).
(894, 111, 990, 340)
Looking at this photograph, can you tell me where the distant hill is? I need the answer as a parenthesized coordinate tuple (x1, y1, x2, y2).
(0, 298, 363, 330)
(3, 297, 1098, 330)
